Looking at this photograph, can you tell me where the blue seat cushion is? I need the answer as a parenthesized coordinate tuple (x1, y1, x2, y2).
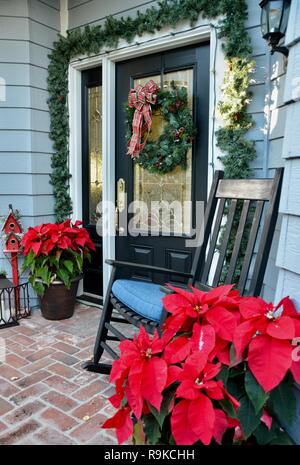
(111, 279, 164, 322)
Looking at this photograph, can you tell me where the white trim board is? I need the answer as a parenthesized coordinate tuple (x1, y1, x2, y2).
(68, 18, 225, 297)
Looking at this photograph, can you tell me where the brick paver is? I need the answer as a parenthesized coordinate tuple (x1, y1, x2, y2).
(0, 304, 132, 445)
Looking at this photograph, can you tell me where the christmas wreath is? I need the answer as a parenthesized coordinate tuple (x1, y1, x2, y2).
(125, 80, 196, 174)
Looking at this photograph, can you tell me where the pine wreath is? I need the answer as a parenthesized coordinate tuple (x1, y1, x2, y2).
(125, 81, 197, 174)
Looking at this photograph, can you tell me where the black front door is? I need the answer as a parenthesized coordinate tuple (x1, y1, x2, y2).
(115, 43, 210, 283)
(81, 66, 103, 299)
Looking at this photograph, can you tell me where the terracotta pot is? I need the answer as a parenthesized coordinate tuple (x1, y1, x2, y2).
(39, 276, 82, 320)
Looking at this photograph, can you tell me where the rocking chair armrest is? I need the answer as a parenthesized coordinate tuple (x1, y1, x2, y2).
(159, 285, 174, 295)
(105, 259, 193, 278)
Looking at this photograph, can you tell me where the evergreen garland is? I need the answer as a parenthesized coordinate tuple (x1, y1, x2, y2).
(47, 0, 256, 222)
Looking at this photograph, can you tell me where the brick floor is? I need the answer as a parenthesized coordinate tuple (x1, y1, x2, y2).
(0, 304, 133, 445)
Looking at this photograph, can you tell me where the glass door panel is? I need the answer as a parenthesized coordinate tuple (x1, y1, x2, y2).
(88, 85, 102, 225)
(133, 68, 193, 236)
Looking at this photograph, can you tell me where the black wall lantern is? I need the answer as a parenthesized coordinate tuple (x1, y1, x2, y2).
(260, 0, 291, 56)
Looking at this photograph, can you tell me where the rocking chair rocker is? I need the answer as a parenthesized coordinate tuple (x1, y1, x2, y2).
(83, 168, 284, 374)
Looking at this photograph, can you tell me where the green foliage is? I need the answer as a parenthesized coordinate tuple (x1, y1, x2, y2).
(21, 248, 88, 297)
(245, 371, 269, 415)
(132, 421, 145, 445)
(254, 421, 284, 445)
(237, 395, 262, 439)
(48, 0, 256, 221)
(148, 389, 174, 429)
(223, 366, 295, 445)
(143, 415, 162, 445)
(269, 375, 297, 427)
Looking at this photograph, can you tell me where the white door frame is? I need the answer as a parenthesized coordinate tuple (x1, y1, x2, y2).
(69, 19, 224, 297)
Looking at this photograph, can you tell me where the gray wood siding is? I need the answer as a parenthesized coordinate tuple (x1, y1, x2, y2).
(0, 0, 59, 289)
(273, 0, 300, 444)
(68, 0, 159, 30)
(275, 0, 300, 302)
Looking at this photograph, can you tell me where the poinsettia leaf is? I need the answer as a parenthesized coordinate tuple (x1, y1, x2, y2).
(56, 268, 71, 288)
(245, 371, 269, 415)
(148, 389, 174, 429)
(237, 395, 262, 439)
(216, 366, 229, 387)
(102, 407, 133, 445)
(171, 399, 198, 445)
(164, 336, 191, 364)
(233, 320, 255, 359)
(205, 306, 237, 341)
(141, 358, 168, 411)
(248, 335, 293, 392)
(266, 316, 295, 340)
(143, 414, 161, 445)
(261, 410, 272, 430)
(62, 259, 74, 274)
(213, 409, 228, 445)
(219, 398, 238, 420)
(204, 284, 234, 304)
(226, 375, 246, 400)
(32, 280, 45, 297)
(188, 394, 215, 445)
(191, 323, 215, 359)
(239, 297, 265, 319)
(253, 422, 278, 445)
(133, 420, 145, 445)
(269, 431, 295, 445)
(269, 377, 296, 426)
(229, 344, 240, 368)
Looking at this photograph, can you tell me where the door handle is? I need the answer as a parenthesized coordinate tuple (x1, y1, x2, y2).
(117, 178, 126, 211)
(116, 178, 126, 234)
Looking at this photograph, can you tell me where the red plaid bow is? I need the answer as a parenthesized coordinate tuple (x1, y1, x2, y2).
(127, 80, 160, 158)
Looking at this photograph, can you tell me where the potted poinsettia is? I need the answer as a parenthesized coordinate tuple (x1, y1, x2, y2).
(21, 220, 95, 320)
(102, 285, 300, 445)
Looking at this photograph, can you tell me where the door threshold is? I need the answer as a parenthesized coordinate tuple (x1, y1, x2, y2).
(77, 294, 103, 308)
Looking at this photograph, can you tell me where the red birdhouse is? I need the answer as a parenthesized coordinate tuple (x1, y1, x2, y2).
(3, 232, 21, 253)
(1, 205, 24, 289)
(2, 212, 22, 235)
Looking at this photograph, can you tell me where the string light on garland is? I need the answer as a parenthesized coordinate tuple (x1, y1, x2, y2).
(47, 0, 256, 222)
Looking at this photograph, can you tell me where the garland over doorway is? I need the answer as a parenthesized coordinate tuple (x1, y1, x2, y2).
(48, 0, 256, 222)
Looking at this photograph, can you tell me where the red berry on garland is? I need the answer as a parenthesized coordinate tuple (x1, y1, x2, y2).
(168, 104, 176, 113)
(174, 131, 180, 142)
(58, 95, 65, 102)
(234, 112, 241, 121)
(175, 100, 182, 109)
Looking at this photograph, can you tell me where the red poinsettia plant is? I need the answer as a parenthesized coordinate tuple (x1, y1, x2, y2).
(102, 284, 300, 445)
(21, 220, 95, 296)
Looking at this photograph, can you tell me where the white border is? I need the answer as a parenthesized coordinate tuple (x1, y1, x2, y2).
(69, 19, 225, 296)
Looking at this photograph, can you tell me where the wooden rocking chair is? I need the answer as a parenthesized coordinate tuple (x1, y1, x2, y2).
(83, 168, 284, 374)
